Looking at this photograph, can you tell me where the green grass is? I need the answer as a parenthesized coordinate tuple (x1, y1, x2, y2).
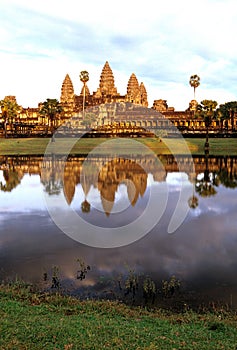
(0, 137, 237, 156)
(1, 284, 237, 349)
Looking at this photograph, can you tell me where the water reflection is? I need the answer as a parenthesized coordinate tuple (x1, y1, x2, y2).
(1, 154, 237, 209)
(1, 154, 237, 307)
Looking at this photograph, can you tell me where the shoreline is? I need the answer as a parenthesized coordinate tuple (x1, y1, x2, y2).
(1, 282, 237, 349)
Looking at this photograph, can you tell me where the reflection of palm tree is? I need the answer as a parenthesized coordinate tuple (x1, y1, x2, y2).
(188, 194, 199, 209)
(81, 199, 91, 213)
(195, 180, 217, 197)
(195, 155, 218, 197)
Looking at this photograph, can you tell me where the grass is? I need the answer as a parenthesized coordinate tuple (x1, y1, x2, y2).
(0, 137, 237, 156)
(1, 283, 237, 349)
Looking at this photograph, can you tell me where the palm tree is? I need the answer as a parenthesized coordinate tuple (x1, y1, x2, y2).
(0, 97, 21, 138)
(196, 99, 218, 149)
(189, 74, 200, 100)
(80, 71, 89, 120)
(39, 99, 63, 141)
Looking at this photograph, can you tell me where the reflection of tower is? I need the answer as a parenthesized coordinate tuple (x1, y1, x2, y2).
(64, 179, 75, 205)
(100, 184, 117, 216)
(97, 158, 148, 215)
(63, 160, 79, 205)
(81, 169, 91, 213)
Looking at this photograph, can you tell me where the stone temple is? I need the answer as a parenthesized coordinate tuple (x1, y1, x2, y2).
(1, 60, 236, 137)
(60, 61, 149, 119)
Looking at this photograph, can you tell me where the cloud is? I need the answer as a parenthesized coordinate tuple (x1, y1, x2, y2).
(1, 0, 237, 109)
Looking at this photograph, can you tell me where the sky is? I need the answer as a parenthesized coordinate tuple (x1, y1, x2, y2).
(1, 0, 237, 110)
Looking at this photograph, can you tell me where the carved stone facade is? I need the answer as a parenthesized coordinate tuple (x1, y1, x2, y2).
(60, 61, 148, 118)
(1, 61, 237, 137)
(95, 61, 118, 97)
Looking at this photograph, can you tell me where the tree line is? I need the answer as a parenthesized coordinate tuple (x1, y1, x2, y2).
(1, 96, 237, 137)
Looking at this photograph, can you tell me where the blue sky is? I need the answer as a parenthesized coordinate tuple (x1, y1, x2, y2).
(1, 0, 237, 110)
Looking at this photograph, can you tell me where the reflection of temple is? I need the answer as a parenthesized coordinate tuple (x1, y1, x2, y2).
(97, 159, 148, 215)
(1, 155, 237, 213)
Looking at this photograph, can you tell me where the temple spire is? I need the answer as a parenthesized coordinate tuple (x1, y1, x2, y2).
(95, 61, 118, 97)
(60, 74, 74, 104)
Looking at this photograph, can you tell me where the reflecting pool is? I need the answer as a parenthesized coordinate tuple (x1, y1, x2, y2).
(0, 153, 237, 308)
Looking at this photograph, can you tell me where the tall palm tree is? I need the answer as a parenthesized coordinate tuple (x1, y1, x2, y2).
(189, 74, 200, 100)
(80, 71, 89, 120)
(196, 99, 218, 149)
(0, 97, 21, 138)
(39, 99, 63, 141)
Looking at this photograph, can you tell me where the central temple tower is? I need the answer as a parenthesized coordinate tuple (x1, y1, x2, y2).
(95, 61, 119, 97)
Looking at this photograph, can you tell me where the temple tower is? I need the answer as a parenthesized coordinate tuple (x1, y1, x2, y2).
(140, 82, 148, 107)
(60, 74, 75, 118)
(126, 74, 148, 106)
(126, 73, 140, 104)
(95, 61, 119, 97)
(60, 74, 75, 104)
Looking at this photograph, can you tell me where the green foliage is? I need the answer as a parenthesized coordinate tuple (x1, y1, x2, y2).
(51, 265, 61, 290)
(217, 101, 237, 121)
(162, 275, 181, 298)
(195, 100, 218, 127)
(76, 258, 91, 280)
(0, 97, 21, 121)
(216, 101, 237, 131)
(124, 268, 139, 302)
(143, 276, 156, 304)
(0, 96, 21, 137)
(39, 99, 63, 119)
(39, 98, 63, 136)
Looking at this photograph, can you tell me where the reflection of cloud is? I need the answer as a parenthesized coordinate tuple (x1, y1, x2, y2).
(1, 158, 237, 303)
(1, 184, 237, 299)
(0, 174, 45, 212)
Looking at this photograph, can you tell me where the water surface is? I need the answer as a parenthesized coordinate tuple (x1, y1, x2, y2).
(0, 154, 237, 307)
